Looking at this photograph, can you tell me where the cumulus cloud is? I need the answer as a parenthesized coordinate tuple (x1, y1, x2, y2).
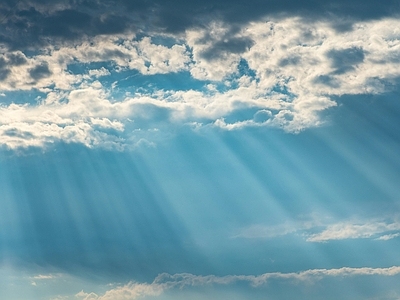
(0, 86, 127, 149)
(75, 266, 400, 300)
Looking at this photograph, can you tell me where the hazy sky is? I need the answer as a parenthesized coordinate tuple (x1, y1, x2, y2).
(1, 1, 400, 299)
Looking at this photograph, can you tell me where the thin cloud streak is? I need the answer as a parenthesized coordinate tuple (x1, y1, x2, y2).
(234, 217, 400, 243)
(307, 221, 400, 242)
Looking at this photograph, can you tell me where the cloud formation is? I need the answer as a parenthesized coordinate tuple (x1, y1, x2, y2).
(1, 16, 400, 149)
(75, 266, 400, 300)
(1, 0, 400, 50)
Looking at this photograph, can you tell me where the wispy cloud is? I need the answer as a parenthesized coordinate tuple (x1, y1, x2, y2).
(31, 274, 60, 280)
(234, 216, 400, 243)
(307, 220, 400, 242)
(29, 273, 62, 289)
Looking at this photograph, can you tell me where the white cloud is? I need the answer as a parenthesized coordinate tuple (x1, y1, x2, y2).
(75, 282, 163, 300)
(75, 266, 400, 300)
(31, 274, 60, 280)
(29, 273, 61, 289)
(75, 291, 100, 300)
(185, 22, 245, 81)
(307, 220, 400, 242)
(88, 67, 111, 78)
(137, 37, 191, 75)
(376, 233, 400, 241)
(0, 87, 127, 149)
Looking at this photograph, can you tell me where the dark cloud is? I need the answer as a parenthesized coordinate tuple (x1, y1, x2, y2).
(0, 69, 10, 81)
(0, 4, 133, 49)
(201, 37, 255, 60)
(279, 56, 301, 67)
(149, 0, 400, 32)
(3, 128, 35, 139)
(92, 14, 130, 35)
(313, 74, 340, 88)
(29, 61, 52, 80)
(0, 0, 399, 49)
(6, 52, 27, 66)
(0, 51, 28, 81)
(0, 57, 6, 68)
(41, 9, 92, 37)
(327, 47, 365, 74)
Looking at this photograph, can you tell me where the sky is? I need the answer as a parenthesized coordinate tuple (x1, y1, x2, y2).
(1, 0, 400, 299)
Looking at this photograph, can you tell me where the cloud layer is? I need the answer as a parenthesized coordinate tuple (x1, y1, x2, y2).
(1, 14, 400, 150)
(1, 0, 400, 49)
(74, 266, 400, 300)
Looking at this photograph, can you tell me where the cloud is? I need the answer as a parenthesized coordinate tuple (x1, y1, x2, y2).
(31, 274, 61, 280)
(0, 85, 127, 149)
(76, 282, 163, 300)
(76, 266, 400, 300)
(6, 51, 27, 66)
(29, 273, 61, 289)
(50, 297, 69, 300)
(32, 275, 52, 280)
(307, 220, 400, 242)
(327, 47, 365, 74)
(307, 222, 400, 242)
(234, 216, 400, 243)
(88, 67, 110, 78)
(1, 17, 400, 149)
(28, 61, 52, 80)
(1, 1, 400, 51)
(0, 56, 10, 81)
(376, 233, 400, 241)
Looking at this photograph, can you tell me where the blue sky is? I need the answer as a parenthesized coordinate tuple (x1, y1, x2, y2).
(1, 1, 400, 299)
